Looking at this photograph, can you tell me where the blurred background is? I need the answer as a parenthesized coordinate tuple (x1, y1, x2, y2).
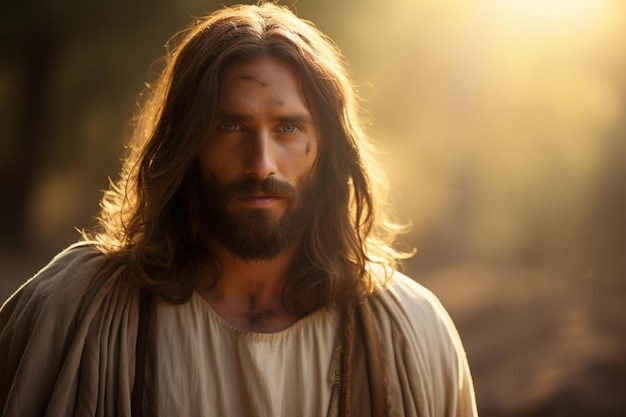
(1, 0, 625, 415)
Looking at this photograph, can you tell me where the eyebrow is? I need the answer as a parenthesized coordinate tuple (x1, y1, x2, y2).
(213, 110, 313, 124)
(275, 114, 313, 124)
(213, 110, 254, 121)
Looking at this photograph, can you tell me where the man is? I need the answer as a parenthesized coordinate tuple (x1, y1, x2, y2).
(0, 3, 477, 416)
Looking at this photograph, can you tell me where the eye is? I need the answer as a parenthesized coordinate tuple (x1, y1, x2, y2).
(278, 124, 300, 133)
(218, 122, 241, 132)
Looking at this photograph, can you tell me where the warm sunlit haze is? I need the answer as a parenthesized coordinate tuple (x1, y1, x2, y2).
(1, 1, 625, 416)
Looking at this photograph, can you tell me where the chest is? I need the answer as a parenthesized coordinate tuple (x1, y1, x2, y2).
(148, 295, 340, 417)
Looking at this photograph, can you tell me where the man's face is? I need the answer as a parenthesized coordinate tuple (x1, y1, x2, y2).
(198, 55, 320, 260)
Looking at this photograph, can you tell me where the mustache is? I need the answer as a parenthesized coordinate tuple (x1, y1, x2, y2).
(223, 177, 298, 198)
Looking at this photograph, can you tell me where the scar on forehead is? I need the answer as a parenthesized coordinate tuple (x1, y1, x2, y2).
(239, 74, 268, 87)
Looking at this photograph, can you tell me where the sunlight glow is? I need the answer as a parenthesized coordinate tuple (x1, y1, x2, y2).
(488, 0, 612, 36)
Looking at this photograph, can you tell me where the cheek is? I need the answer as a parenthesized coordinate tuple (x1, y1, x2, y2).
(301, 131, 319, 160)
(198, 155, 229, 187)
(305, 137, 320, 171)
(198, 153, 216, 183)
(293, 140, 317, 175)
(198, 142, 213, 180)
(198, 143, 238, 184)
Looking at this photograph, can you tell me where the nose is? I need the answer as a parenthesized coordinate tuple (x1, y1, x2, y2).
(244, 130, 277, 180)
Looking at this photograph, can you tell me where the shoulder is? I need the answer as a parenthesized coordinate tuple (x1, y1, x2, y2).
(33, 241, 110, 282)
(0, 242, 114, 327)
(368, 269, 454, 330)
(3, 242, 111, 303)
(0, 243, 139, 415)
(365, 267, 467, 360)
(365, 268, 478, 416)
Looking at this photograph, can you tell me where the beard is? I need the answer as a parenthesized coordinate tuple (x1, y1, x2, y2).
(201, 176, 314, 260)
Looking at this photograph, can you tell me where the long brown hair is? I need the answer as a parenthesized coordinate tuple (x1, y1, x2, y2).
(86, 3, 411, 314)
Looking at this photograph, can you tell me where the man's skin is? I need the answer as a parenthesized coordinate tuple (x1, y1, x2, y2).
(194, 55, 320, 333)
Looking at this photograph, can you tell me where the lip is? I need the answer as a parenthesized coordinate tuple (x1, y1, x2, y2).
(237, 194, 281, 208)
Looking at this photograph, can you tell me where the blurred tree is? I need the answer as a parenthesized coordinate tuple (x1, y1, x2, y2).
(1, 1, 59, 249)
(0, 0, 208, 249)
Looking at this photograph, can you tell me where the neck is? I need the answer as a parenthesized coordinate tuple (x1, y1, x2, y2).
(195, 240, 301, 332)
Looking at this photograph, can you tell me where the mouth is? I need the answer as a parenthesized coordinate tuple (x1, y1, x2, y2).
(237, 194, 281, 208)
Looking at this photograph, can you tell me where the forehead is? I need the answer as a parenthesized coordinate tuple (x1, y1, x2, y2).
(217, 56, 307, 107)
(221, 54, 298, 80)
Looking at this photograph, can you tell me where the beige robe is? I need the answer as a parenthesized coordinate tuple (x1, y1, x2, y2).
(0, 244, 477, 416)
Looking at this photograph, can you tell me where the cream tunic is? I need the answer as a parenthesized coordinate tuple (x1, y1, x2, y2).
(150, 273, 477, 417)
(0, 244, 478, 416)
(152, 293, 340, 416)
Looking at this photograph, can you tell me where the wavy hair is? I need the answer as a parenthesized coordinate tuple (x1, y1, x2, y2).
(86, 2, 411, 315)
